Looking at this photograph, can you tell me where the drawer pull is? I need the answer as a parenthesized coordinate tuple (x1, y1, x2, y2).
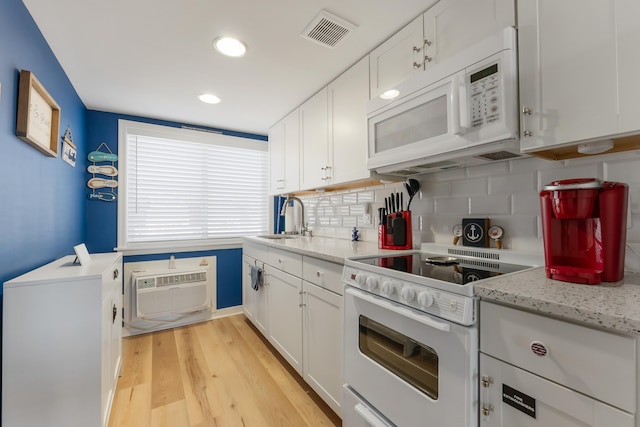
(113, 269, 119, 280)
(530, 341, 548, 357)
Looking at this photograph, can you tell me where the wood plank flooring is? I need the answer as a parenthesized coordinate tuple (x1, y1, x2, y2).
(108, 314, 341, 427)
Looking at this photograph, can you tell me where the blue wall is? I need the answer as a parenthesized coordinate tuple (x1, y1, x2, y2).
(0, 0, 87, 289)
(1, 0, 267, 311)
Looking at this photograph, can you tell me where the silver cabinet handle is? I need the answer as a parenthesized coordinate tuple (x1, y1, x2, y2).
(412, 46, 421, 53)
(522, 106, 533, 137)
(413, 61, 422, 69)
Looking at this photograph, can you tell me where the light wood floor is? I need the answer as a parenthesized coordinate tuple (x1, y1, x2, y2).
(108, 314, 341, 427)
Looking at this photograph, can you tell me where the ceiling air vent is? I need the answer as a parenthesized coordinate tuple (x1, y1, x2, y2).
(301, 10, 357, 48)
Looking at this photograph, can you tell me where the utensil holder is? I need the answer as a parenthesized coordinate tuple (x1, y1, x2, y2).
(378, 211, 412, 250)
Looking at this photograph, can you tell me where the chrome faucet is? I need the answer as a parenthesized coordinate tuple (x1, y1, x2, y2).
(280, 196, 312, 237)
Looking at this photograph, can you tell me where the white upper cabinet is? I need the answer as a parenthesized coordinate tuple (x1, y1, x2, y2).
(369, 16, 425, 99)
(616, 0, 640, 134)
(268, 109, 299, 194)
(299, 56, 372, 191)
(422, 0, 515, 67)
(369, 0, 515, 100)
(518, 0, 618, 152)
(328, 56, 371, 185)
(300, 88, 329, 190)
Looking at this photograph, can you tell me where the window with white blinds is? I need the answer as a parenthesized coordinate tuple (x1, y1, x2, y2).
(117, 120, 268, 250)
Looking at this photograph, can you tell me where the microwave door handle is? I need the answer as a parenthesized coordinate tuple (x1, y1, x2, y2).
(451, 73, 467, 135)
(347, 288, 451, 332)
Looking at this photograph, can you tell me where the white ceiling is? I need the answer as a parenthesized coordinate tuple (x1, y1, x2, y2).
(22, 0, 436, 136)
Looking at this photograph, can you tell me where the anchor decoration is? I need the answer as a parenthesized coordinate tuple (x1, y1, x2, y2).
(461, 218, 489, 247)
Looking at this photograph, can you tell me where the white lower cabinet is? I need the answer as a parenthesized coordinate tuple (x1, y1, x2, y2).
(480, 353, 634, 427)
(3, 253, 123, 427)
(242, 254, 268, 335)
(266, 265, 304, 374)
(479, 301, 636, 427)
(303, 280, 343, 416)
(242, 241, 344, 416)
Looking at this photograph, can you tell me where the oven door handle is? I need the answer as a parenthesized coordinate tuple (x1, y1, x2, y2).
(348, 288, 451, 332)
(355, 403, 393, 427)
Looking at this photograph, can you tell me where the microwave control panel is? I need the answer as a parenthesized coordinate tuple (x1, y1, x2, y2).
(468, 62, 501, 129)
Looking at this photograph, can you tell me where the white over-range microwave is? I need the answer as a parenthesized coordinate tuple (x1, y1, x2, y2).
(367, 27, 523, 177)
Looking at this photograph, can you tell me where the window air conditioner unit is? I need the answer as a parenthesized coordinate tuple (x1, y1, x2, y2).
(134, 269, 211, 319)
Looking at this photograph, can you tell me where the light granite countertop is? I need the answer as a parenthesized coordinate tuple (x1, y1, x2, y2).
(243, 236, 408, 264)
(474, 267, 640, 336)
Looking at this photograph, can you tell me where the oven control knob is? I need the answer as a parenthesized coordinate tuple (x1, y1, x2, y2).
(381, 281, 395, 295)
(365, 276, 378, 291)
(355, 273, 366, 286)
(400, 286, 415, 302)
(417, 291, 434, 308)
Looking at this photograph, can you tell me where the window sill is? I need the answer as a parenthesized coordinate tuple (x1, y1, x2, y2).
(115, 238, 244, 256)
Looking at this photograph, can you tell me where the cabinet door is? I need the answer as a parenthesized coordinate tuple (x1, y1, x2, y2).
(242, 255, 268, 335)
(423, 0, 514, 68)
(328, 56, 371, 185)
(518, 0, 618, 152)
(101, 295, 113, 427)
(268, 120, 285, 194)
(616, 0, 640, 134)
(266, 266, 303, 374)
(302, 282, 343, 416)
(300, 88, 329, 190)
(369, 15, 424, 99)
(282, 109, 300, 193)
(479, 353, 634, 427)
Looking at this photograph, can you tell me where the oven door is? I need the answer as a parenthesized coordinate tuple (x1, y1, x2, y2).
(344, 287, 478, 427)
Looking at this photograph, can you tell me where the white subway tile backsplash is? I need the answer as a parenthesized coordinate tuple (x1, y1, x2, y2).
(512, 193, 541, 215)
(300, 155, 640, 259)
(342, 216, 357, 227)
(469, 194, 510, 215)
(336, 205, 350, 216)
(342, 193, 358, 204)
(489, 172, 536, 194)
(358, 191, 374, 203)
(467, 161, 509, 178)
(329, 195, 342, 205)
(451, 177, 487, 196)
(435, 197, 469, 215)
(433, 168, 466, 181)
(424, 181, 452, 198)
(604, 158, 640, 184)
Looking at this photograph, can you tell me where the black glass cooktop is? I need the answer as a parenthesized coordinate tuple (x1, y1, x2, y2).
(354, 253, 531, 285)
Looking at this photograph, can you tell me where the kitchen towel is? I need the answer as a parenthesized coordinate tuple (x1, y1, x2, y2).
(250, 265, 263, 291)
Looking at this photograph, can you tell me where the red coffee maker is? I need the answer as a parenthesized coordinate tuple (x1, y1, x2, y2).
(540, 178, 628, 284)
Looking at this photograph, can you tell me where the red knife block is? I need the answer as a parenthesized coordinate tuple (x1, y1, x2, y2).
(378, 211, 412, 250)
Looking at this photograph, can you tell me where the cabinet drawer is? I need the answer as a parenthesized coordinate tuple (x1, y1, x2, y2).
(303, 257, 343, 296)
(243, 243, 269, 263)
(480, 301, 636, 413)
(269, 247, 303, 277)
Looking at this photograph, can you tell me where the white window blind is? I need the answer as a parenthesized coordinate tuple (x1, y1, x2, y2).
(119, 121, 268, 249)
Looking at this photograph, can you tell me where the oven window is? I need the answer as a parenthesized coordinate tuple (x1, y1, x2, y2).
(359, 316, 439, 399)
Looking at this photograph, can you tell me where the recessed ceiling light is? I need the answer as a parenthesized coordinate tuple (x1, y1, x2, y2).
(380, 89, 400, 100)
(213, 36, 247, 57)
(198, 93, 221, 104)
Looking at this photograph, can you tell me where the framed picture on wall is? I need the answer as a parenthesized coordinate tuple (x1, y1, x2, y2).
(16, 70, 61, 157)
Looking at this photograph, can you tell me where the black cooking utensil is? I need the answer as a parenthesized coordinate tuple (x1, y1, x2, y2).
(393, 213, 406, 245)
(406, 179, 421, 211)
